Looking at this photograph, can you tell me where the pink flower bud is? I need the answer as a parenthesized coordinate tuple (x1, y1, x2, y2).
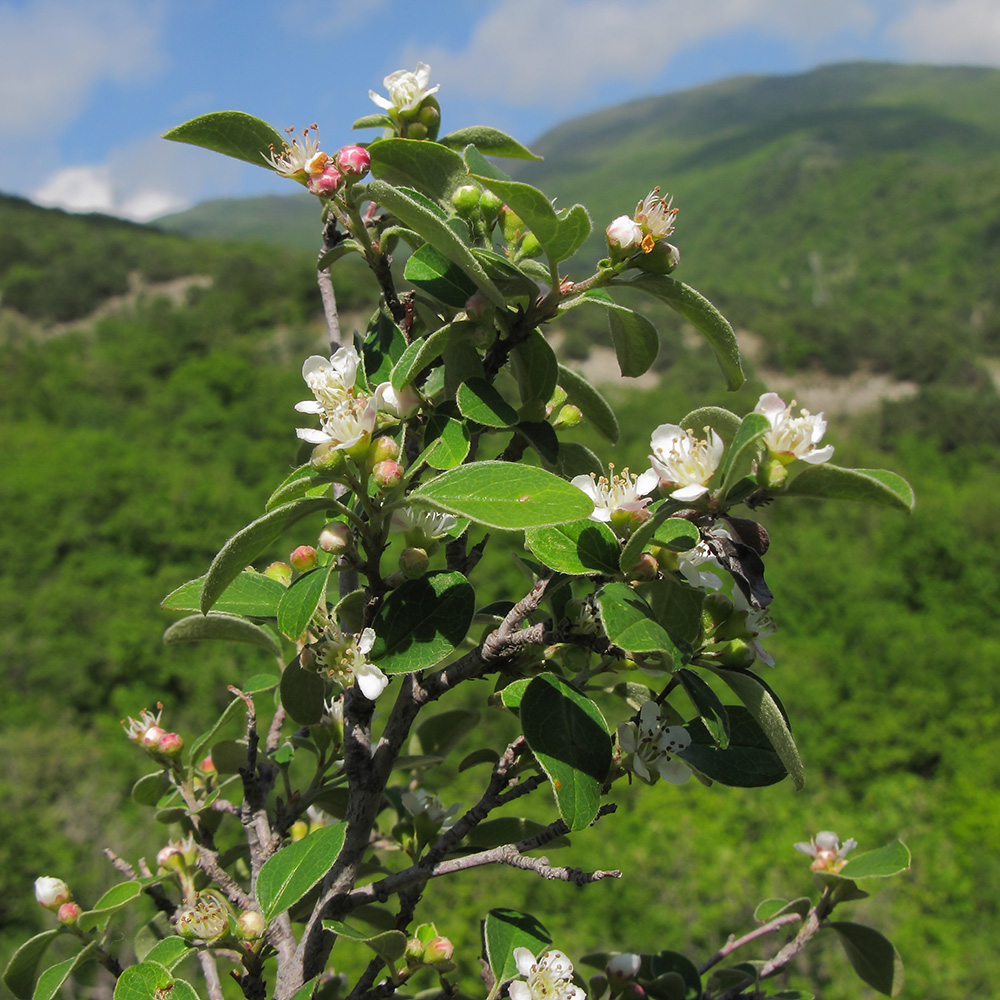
(319, 522, 351, 553)
(159, 732, 184, 757)
(57, 901, 81, 925)
(405, 936, 425, 965)
(368, 435, 400, 464)
(264, 561, 292, 586)
(423, 936, 455, 965)
(34, 877, 71, 910)
(290, 545, 319, 572)
(464, 290, 490, 322)
(628, 552, 659, 582)
(307, 165, 343, 197)
(372, 460, 403, 490)
(157, 845, 185, 872)
(140, 726, 166, 751)
(622, 983, 646, 1000)
(199, 754, 216, 774)
(335, 145, 371, 180)
(606, 215, 642, 258)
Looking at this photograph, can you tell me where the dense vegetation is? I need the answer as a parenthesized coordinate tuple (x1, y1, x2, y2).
(1, 63, 997, 999)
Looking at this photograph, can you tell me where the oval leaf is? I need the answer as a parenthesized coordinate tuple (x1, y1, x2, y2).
(439, 127, 541, 159)
(410, 462, 593, 529)
(368, 572, 475, 674)
(597, 582, 677, 657)
(33, 943, 97, 1000)
(828, 922, 905, 996)
(277, 563, 335, 640)
(163, 112, 286, 169)
(618, 273, 743, 390)
(608, 307, 659, 378)
(77, 881, 143, 933)
(369, 138, 470, 206)
(405, 243, 477, 307)
(163, 613, 282, 658)
(162, 571, 286, 618)
(520, 673, 612, 830)
(679, 705, 787, 787)
(457, 378, 519, 427)
(525, 520, 621, 576)
(4, 930, 60, 1000)
(256, 823, 347, 923)
(483, 909, 552, 985)
(280, 659, 328, 726)
(678, 668, 730, 748)
(705, 667, 804, 789)
(417, 414, 471, 470)
(201, 497, 340, 614)
(785, 465, 915, 512)
(838, 840, 911, 880)
(113, 961, 172, 1000)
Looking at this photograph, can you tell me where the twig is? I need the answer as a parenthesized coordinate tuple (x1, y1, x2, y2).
(698, 911, 804, 975)
(197, 950, 226, 1000)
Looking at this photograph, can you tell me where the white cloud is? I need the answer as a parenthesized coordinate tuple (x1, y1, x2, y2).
(417, 0, 879, 108)
(886, 0, 1000, 65)
(279, 0, 391, 37)
(0, 0, 165, 131)
(32, 135, 258, 222)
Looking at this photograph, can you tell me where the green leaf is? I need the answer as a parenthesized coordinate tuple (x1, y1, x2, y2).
(439, 127, 541, 159)
(608, 306, 659, 378)
(163, 112, 286, 169)
(4, 930, 60, 1000)
(201, 497, 340, 614)
(162, 571, 287, 617)
(113, 962, 175, 1000)
(324, 922, 408, 966)
(256, 823, 347, 922)
(362, 304, 407, 387)
(405, 243, 478, 307)
(280, 659, 327, 726)
(597, 582, 677, 656)
(520, 673, 611, 830)
(785, 465, 915, 512)
(679, 705, 787, 787)
(209, 739, 249, 774)
(33, 943, 96, 1000)
(132, 771, 171, 807)
(366, 179, 504, 306)
(707, 667, 804, 789)
(465, 148, 590, 262)
(557, 364, 618, 443)
(457, 378, 519, 427)
(617, 502, 688, 573)
(353, 113, 392, 130)
(369, 138, 470, 206)
(391, 321, 478, 390)
(648, 951, 702, 1000)
(681, 406, 742, 441)
(417, 413, 471, 470)
(551, 441, 604, 479)
(186, 689, 251, 766)
(516, 421, 559, 464)
(717, 413, 770, 491)
(511, 330, 559, 406)
(142, 938, 191, 971)
(525, 520, 621, 576)
(277, 563, 335, 640)
(163, 613, 282, 658)
(443, 339, 487, 401)
(483, 909, 552, 985)
(411, 709, 480, 759)
(754, 897, 811, 922)
(77, 881, 142, 933)
(828, 922, 905, 995)
(678, 669, 730, 747)
(471, 247, 540, 298)
(368, 572, 475, 674)
(838, 840, 911, 880)
(411, 462, 593, 529)
(266, 463, 326, 510)
(617, 273, 743, 390)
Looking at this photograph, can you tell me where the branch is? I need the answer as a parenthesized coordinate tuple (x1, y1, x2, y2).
(698, 911, 804, 975)
(197, 950, 226, 1000)
(318, 216, 343, 349)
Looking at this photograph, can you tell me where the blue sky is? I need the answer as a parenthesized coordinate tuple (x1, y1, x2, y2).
(2, 0, 998, 220)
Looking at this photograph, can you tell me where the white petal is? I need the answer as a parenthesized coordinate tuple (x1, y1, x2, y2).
(631, 753, 651, 781)
(657, 757, 691, 784)
(295, 400, 324, 414)
(513, 948, 536, 977)
(617, 723, 637, 754)
(302, 355, 331, 379)
(296, 427, 332, 444)
(634, 468, 659, 495)
(357, 628, 376, 655)
(355, 664, 389, 701)
(369, 91, 393, 110)
(508, 984, 531, 1000)
(800, 444, 834, 464)
(755, 392, 786, 421)
(670, 483, 709, 502)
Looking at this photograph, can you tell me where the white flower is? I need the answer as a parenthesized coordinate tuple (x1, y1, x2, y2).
(509, 948, 585, 1000)
(370, 63, 439, 113)
(122, 705, 163, 743)
(390, 507, 457, 546)
(606, 215, 643, 252)
(571, 467, 658, 523)
(634, 187, 677, 252)
(34, 876, 71, 910)
(297, 393, 377, 455)
(401, 788, 459, 827)
(755, 392, 834, 466)
(264, 127, 329, 179)
(605, 953, 641, 984)
(315, 626, 388, 701)
(794, 830, 857, 873)
(676, 539, 725, 591)
(649, 424, 724, 501)
(295, 347, 361, 417)
(375, 381, 421, 420)
(617, 701, 691, 785)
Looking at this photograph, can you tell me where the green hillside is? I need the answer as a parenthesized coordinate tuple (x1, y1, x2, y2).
(1, 63, 997, 999)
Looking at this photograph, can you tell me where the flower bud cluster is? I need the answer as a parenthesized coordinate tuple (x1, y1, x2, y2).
(122, 704, 183, 761)
(264, 127, 370, 197)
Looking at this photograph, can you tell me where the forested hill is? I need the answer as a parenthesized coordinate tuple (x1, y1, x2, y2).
(156, 62, 1000, 393)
